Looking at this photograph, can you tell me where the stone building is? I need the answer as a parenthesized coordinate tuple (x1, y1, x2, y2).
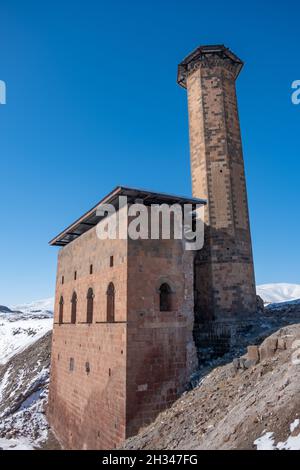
(48, 45, 256, 449)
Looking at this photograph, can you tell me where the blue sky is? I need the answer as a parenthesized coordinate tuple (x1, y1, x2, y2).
(0, 0, 299, 305)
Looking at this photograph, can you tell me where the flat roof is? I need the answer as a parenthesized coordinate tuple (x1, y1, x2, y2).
(49, 186, 207, 247)
(177, 44, 244, 88)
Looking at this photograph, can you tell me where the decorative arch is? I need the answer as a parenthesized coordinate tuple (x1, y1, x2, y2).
(86, 288, 94, 323)
(59, 296, 64, 324)
(106, 282, 115, 323)
(159, 283, 172, 312)
(155, 277, 176, 294)
(71, 291, 77, 324)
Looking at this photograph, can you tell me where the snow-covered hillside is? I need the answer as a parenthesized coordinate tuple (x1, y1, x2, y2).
(257, 283, 300, 305)
(0, 299, 53, 365)
(10, 298, 54, 315)
(0, 317, 53, 366)
(0, 298, 54, 449)
(0, 332, 53, 450)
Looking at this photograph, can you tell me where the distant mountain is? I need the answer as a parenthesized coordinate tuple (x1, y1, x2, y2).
(10, 298, 54, 315)
(0, 306, 14, 314)
(257, 283, 300, 305)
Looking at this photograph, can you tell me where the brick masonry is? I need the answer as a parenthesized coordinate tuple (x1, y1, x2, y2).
(178, 46, 256, 322)
(48, 208, 197, 449)
(126, 235, 197, 436)
(48, 212, 128, 449)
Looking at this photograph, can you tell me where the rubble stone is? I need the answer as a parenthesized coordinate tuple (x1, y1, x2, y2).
(277, 338, 286, 350)
(259, 337, 278, 360)
(247, 345, 260, 364)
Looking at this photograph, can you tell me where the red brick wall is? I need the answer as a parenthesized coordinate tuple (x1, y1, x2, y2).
(48, 323, 126, 449)
(48, 222, 128, 449)
(126, 236, 198, 437)
(48, 208, 198, 448)
(185, 57, 256, 319)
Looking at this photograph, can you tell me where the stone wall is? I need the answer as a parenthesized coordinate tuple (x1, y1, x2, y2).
(126, 235, 198, 436)
(181, 49, 256, 320)
(48, 208, 197, 448)
(48, 221, 128, 449)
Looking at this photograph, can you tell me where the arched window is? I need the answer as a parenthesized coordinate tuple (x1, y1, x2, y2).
(106, 282, 115, 323)
(159, 283, 172, 312)
(71, 292, 77, 324)
(86, 288, 94, 323)
(59, 296, 64, 324)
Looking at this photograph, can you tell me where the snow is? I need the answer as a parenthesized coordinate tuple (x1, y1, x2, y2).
(0, 297, 53, 365)
(254, 432, 275, 450)
(277, 434, 300, 450)
(257, 283, 300, 304)
(0, 335, 51, 448)
(0, 437, 33, 450)
(0, 366, 11, 402)
(19, 390, 41, 411)
(11, 298, 54, 315)
(290, 419, 300, 433)
(0, 389, 50, 447)
(0, 297, 54, 448)
(0, 292, 53, 435)
(0, 317, 53, 365)
(254, 419, 300, 450)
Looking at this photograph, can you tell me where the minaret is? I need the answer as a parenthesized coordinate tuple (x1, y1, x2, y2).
(178, 45, 256, 320)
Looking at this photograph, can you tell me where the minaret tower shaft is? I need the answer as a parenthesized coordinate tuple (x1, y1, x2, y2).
(178, 45, 256, 319)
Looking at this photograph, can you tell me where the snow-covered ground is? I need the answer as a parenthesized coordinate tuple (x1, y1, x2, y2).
(0, 298, 53, 365)
(257, 283, 300, 305)
(0, 317, 53, 365)
(0, 437, 34, 450)
(0, 382, 49, 449)
(254, 419, 300, 450)
(0, 297, 55, 450)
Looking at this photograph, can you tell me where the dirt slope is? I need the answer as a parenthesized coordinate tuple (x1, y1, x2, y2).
(0, 331, 59, 449)
(122, 323, 300, 450)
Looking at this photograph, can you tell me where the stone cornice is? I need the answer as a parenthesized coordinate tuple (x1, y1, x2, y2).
(177, 45, 243, 88)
